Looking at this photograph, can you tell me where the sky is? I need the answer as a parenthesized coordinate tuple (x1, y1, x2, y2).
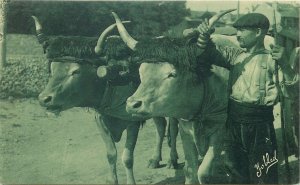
(185, 0, 298, 13)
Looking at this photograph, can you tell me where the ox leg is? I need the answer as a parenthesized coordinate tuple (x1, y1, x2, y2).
(179, 121, 199, 184)
(197, 146, 214, 184)
(122, 122, 140, 184)
(197, 129, 222, 184)
(95, 114, 118, 184)
(167, 117, 179, 169)
(148, 117, 167, 169)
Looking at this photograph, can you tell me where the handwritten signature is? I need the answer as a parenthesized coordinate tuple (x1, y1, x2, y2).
(254, 150, 278, 177)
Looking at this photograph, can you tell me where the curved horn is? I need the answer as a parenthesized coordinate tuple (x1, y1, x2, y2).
(195, 9, 236, 53)
(32, 16, 48, 46)
(208, 9, 236, 28)
(32, 16, 42, 32)
(112, 12, 138, 51)
(95, 21, 130, 55)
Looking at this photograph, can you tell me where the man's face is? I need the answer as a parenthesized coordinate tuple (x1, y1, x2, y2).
(236, 27, 259, 48)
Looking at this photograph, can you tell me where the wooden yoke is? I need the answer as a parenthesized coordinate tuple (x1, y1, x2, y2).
(97, 64, 129, 79)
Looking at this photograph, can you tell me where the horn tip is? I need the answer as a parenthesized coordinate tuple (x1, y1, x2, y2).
(112, 12, 119, 19)
(94, 47, 101, 55)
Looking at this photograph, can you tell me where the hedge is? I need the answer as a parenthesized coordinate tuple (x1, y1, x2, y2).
(0, 55, 49, 99)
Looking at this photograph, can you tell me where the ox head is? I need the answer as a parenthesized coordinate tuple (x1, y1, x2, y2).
(111, 11, 234, 118)
(39, 60, 100, 114)
(125, 39, 211, 118)
(33, 16, 131, 114)
(127, 62, 205, 118)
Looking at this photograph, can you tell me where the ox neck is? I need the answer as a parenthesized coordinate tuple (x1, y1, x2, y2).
(176, 79, 206, 121)
(83, 78, 106, 108)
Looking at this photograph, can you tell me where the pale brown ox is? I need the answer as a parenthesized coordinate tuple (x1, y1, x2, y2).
(111, 10, 236, 184)
(112, 11, 275, 184)
(32, 16, 179, 185)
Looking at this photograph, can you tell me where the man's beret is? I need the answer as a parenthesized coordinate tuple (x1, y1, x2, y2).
(233, 13, 270, 30)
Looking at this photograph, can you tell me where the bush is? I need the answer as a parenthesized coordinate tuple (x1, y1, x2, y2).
(6, 34, 44, 56)
(0, 34, 49, 99)
(0, 56, 49, 99)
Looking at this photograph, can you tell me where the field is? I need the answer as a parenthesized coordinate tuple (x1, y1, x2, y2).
(0, 34, 299, 184)
(0, 98, 186, 184)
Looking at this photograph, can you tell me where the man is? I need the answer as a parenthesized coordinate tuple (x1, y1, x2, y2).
(196, 13, 298, 184)
(285, 47, 299, 157)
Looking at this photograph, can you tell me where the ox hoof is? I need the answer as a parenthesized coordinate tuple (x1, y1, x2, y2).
(106, 179, 118, 185)
(167, 159, 179, 169)
(147, 159, 160, 169)
(105, 176, 118, 185)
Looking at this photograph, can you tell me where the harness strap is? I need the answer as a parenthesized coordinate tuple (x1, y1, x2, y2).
(228, 53, 257, 97)
(98, 81, 113, 110)
(195, 80, 207, 128)
(180, 79, 207, 124)
(258, 54, 269, 105)
(228, 50, 270, 104)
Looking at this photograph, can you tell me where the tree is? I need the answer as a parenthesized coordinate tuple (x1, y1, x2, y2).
(0, 0, 8, 69)
(7, 1, 190, 37)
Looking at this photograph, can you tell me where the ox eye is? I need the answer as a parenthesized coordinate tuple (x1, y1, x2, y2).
(71, 69, 80, 76)
(167, 71, 177, 78)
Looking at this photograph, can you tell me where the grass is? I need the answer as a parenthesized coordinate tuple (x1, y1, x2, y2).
(6, 34, 44, 57)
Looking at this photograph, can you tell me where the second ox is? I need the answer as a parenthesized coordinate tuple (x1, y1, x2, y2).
(111, 10, 236, 184)
(115, 11, 276, 184)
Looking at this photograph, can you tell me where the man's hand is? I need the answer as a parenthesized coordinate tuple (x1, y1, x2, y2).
(270, 44, 289, 68)
(197, 19, 214, 49)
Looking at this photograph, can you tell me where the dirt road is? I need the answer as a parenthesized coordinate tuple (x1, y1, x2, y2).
(0, 98, 185, 184)
(0, 99, 298, 184)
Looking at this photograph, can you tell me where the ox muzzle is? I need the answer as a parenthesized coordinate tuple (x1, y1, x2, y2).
(38, 92, 56, 107)
(38, 92, 63, 114)
(126, 97, 149, 117)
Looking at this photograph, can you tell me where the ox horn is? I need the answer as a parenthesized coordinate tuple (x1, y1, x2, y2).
(94, 21, 131, 55)
(112, 12, 138, 51)
(208, 9, 236, 28)
(32, 16, 42, 32)
(196, 9, 236, 50)
(183, 9, 236, 38)
(32, 15, 48, 46)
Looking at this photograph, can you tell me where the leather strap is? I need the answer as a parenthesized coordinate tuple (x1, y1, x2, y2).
(98, 81, 113, 110)
(258, 54, 269, 105)
(228, 53, 257, 97)
(179, 80, 207, 123)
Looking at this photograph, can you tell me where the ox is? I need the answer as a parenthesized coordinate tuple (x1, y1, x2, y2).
(111, 11, 234, 184)
(112, 11, 276, 184)
(32, 16, 178, 184)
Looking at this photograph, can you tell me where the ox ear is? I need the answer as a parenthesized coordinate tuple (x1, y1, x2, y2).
(94, 56, 108, 66)
(183, 28, 200, 44)
(183, 28, 199, 38)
